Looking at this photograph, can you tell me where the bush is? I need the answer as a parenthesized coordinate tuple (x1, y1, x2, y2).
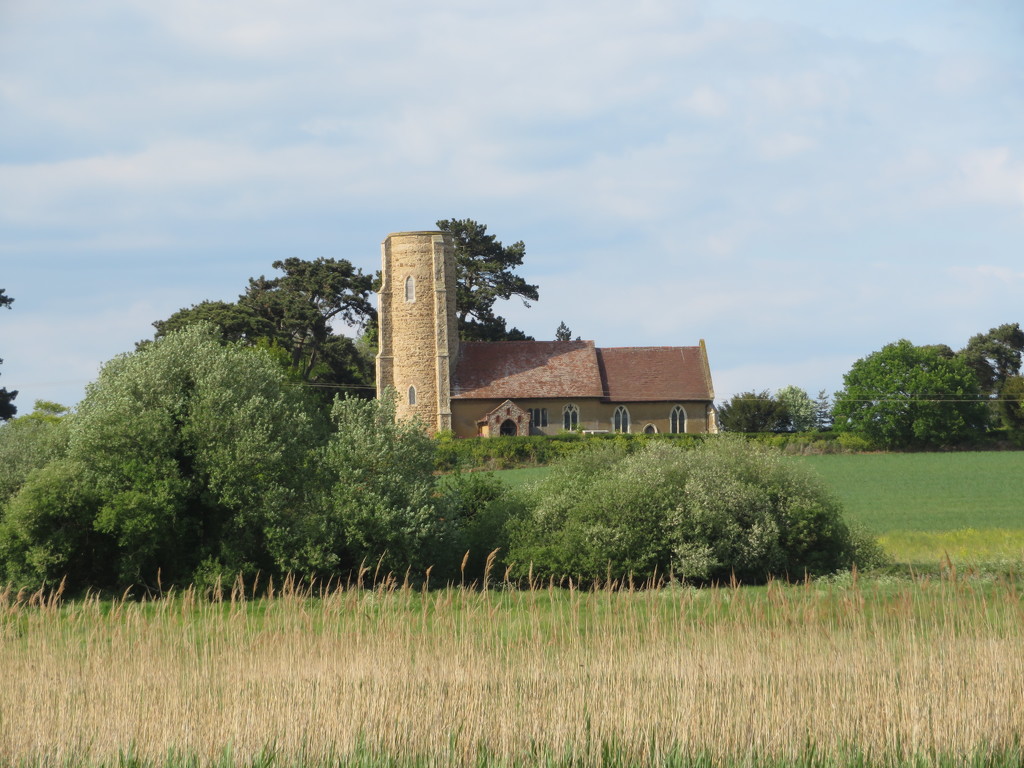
(0, 325, 324, 592)
(0, 406, 69, 506)
(432, 431, 706, 471)
(439, 470, 516, 584)
(506, 437, 864, 584)
(273, 394, 452, 582)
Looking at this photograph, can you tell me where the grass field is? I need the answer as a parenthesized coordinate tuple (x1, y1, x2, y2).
(490, 451, 1024, 567)
(2, 579, 1023, 768)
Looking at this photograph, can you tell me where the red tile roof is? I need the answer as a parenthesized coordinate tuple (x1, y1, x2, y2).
(596, 346, 712, 402)
(452, 341, 604, 399)
(452, 341, 713, 402)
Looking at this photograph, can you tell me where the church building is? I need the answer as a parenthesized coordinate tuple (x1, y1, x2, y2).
(376, 231, 718, 438)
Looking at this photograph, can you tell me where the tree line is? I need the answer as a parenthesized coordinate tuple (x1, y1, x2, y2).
(0, 219, 1019, 593)
(0, 324, 876, 594)
(717, 324, 1024, 450)
(148, 218, 540, 403)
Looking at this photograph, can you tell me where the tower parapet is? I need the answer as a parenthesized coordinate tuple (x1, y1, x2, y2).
(376, 231, 458, 433)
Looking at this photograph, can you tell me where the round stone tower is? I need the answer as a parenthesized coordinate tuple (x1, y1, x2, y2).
(376, 231, 459, 433)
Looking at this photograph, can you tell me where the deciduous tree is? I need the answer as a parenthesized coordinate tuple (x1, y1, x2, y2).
(717, 390, 786, 432)
(957, 323, 1024, 395)
(0, 325, 324, 591)
(998, 375, 1024, 433)
(832, 339, 987, 449)
(775, 385, 818, 432)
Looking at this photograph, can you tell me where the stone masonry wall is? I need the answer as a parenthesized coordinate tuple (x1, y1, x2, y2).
(376, 231, 456, 433)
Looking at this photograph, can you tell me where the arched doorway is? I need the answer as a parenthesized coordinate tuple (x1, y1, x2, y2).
(499, 419, 518, 436)
(643, 424, 656, 434)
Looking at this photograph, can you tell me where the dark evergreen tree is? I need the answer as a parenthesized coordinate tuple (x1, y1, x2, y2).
(151, 258, 376, 399)
(717, 391, 787, 432)
(814, 389, 833, 430)
(436, 218, 538, 341)
(0, 289, 17, 420)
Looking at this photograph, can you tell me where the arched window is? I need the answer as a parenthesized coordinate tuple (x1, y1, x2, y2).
(408, 386, 417, 406)
(563, 403, 579, 431)
(613, 406, 630, 433)
(404, 275, 415, 302)
(670, 405, 686, 434)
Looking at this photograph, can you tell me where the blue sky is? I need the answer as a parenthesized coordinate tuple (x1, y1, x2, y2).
(2, 0, 1023, 411)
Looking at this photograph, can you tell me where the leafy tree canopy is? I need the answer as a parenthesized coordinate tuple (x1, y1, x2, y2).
(998, 375, 1024, 433)
(0, 402, 70, 507)
(0, 325, 325, 592)
(436, 218, 539, 341)
(717, 390, 787, 433)
(0, 289, 16, 421)
(505, 439, 875, 583)
(957, 322, 1024, 396)
(0, 327, 458, 593)
(775, 385, 818, 432)
(832, 339, 988, 450)
(152, 258, 375, 398)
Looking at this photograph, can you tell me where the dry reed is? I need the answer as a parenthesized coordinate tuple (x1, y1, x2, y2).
(0, 574, 1021, 767)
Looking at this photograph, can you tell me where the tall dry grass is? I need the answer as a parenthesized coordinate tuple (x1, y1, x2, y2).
(0, 573, 1022, 767)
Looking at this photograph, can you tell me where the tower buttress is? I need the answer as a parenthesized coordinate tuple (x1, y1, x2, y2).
(376, 231, 458, 433)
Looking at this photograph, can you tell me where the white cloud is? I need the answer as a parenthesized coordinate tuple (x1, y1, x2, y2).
(686, 86, 729, 118)
(757, 132, 816, 160)
(957, 147, 1024, 208)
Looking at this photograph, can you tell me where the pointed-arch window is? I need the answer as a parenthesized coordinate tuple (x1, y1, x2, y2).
(613, 406, 630, 433)
(670, 405, 686, 434)
(563, 403, 579, 431)
(405, 276, 415, 303)
(408, 386, 417, 406)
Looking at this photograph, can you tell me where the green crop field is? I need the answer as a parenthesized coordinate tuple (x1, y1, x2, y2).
(489, 451, 1024, 566)
(798, 452, 1024, 533)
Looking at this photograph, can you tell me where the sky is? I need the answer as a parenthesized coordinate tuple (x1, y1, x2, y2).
(2, 0, 1023, 412)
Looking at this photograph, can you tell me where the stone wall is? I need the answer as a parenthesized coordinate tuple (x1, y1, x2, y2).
(451, 398, 715, 438)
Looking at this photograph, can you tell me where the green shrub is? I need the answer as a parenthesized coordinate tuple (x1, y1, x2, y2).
(432, 431, 707, 471)
(506, 437, 864, 584)
(439, 470, 516, 583)
(0, 325, 324, 592)
(836, 432, 874, 452)
(280, 394, 450, 582)
(0, 403, 70, 506)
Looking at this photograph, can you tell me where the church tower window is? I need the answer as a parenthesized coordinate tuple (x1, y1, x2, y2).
(408, 386, 417, 406)
(404, 275, 415, 302)
(613, 406, 630, 433)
